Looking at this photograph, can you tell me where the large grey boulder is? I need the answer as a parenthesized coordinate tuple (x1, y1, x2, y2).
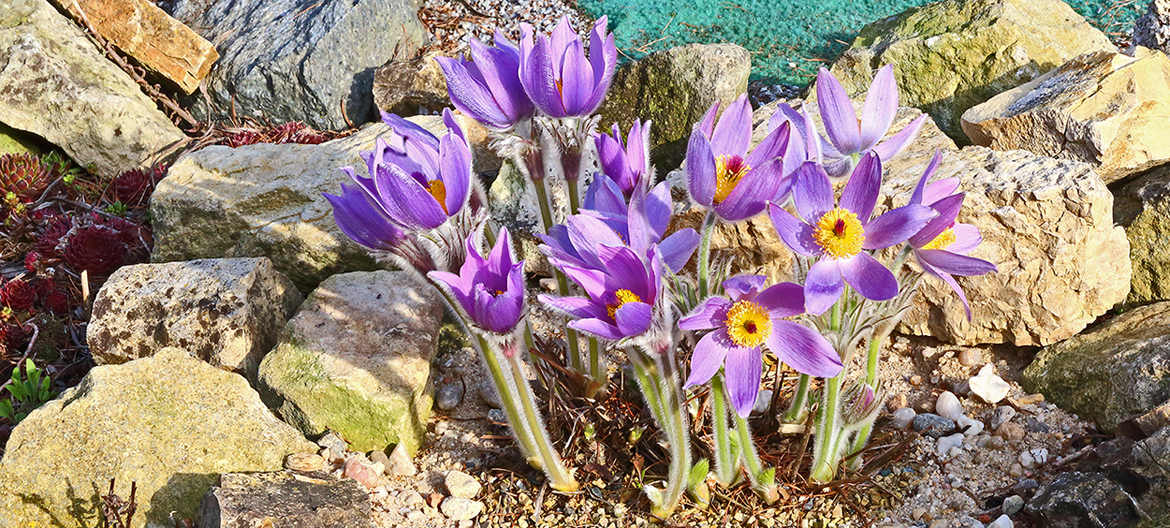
(828, 0, 1116, 142)
(258, 270, 441, 455)
(1113, 166, 1170, 305)
(1024, 472, 1143, 528)
(162, 0, 427, 131)
(1022, 301, 1170, 432)
(87, 258, 303, 381)
(598, 43, 750, 172)
(199, 472, 372, 528)
(962, 48, 1170, 184)
(0, 0, 187, 177)
(1134, 0, 1170, 55)
(0, 348, 316, 528)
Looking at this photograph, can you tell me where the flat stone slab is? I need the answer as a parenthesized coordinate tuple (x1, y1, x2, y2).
(199, 471, 372, 528)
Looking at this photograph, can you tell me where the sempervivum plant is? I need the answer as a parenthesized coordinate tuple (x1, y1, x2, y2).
(62, 225, 127, 276)
(112, 164, 167, 206)
(0, 279, 36, 312)
(0, 153, 50, 201)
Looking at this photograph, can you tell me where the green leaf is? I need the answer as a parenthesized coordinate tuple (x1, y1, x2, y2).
(0, 399, 14, 421)
(688, 458, 710, 489)
(759, 467, 776, 488)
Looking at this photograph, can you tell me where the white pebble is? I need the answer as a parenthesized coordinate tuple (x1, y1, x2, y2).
(937, 432, 965, 456)
(1030, 447, 1048, 465)
(957, 415, 984, 436)
(969, 364, 1011, 404)
(753, 390, 773, 415)
(891, 407, 916, 429)
(988, 514, 1013, 528)
(1018, 451, 1036, 469)
(936, 391, 964, 421)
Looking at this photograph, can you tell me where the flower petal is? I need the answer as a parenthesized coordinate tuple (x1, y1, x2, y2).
(863, 204, 937, 250)
(323, 184, 403, 250)
(686, 129, 717, 207)
(615, 301, 653, 337)
(684, 330, 730, 388)
(561, 265, 607, 299)
(679, 297, 732, 331)
(538, 294, 607, 320)
(519, 24, 564, 118)
(659, 229, 700, 272)
(917, 249, 997, 277)
(567, 215, 624, 269)
(816, 68, 861, 155)
(767, 320, 843, 378)
(909, 193, 964, 248)
(948, 223, 982, 254)
(792, 161, 834, 223)
(909, 149, 943, 205)
(805, 258, 844, 316)
(767, 202, 820, 257)
(754, 282, 804, 318)
(585, 20, 617, 113)
(710, 95, 752, 157)
(722, 275, 766, 300)
(435, 56, 512, 130)
(839, 252, 898, 301)
(713, 158, 783, 222)
(839, 152, 882, 223)
(872, 114, 926, 162)
(745, 120, 790, 169)
(725, 345, 763, 417)
(439, 132, 473, 216)
(373, 163, 448, 230)
(559, 39, 594, 115)
(859, 64, 898, 151)
(569, 318, 624, 340)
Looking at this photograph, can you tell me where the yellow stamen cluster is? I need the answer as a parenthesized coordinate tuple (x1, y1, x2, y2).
(813, 207, 865, 259)
(724, 300, 772, 348)
(714, 155, 752, 204)
(921, 227, 956, 251)
(428, 179, 449, 215)
(607, 289, 642, 320)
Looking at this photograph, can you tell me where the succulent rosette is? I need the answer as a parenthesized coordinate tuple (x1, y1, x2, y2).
(685, 95, 793, 222)
(338, 110, 472, 232)
(907, 151, 998, 319)
(519, 16, 617, 118)
(435, 30, 535, 131)
(541, 177, 698, 273)
(428, 227, 525, 335)
(768, 153, 936, 315)
(681, 276, 841, 417)
(594, 120, 652, 198)
(539, 244, 663, 341)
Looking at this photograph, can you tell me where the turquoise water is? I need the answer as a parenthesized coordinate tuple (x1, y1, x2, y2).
(578, 0, 1144, 85)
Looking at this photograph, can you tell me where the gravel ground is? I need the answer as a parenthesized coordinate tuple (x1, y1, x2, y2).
(419, 0, 594, 55)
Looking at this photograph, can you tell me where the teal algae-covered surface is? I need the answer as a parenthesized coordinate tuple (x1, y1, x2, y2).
(578, 0, 1143, 85)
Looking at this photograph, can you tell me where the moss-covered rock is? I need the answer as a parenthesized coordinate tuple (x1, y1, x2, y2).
(598, 43, 749, 173)
(1114, 165, 1170, 305)
(258, 270, 440, 455)
(1022, 302, 1170, 431)
(828, 0, 1115, 143)
(0, 123, 39, 156)
(0, 348, 315, 528)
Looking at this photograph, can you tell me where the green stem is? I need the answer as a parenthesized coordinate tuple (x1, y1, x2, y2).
(567, 173, 581, 216)
(809, 373, 844, 483)
(628, 342, 691, 519)
(709, 373, 738, 484)
(505, 347, 579, 491)
(846, 336, 886, 471)
(783, 374, 812, 424)
(533, 176, 587, 378)
(696, 210, 717, 299)
(734, 411, 779, 503)
(472, 333, 540, 465)
(587, 337, 604, 396)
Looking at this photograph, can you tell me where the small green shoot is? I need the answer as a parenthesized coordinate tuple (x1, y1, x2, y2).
(0, 359, 56, 424)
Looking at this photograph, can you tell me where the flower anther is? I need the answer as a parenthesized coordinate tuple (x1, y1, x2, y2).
(813, 207, 865, 259)
(607, 289, 641, 319)
(724, 300, 772, 348)
(714, 155, 751, 205)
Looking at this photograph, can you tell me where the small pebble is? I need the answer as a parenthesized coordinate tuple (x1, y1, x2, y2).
(957, 415, 984, 436)
(436, 383, 464, 410)
(990, 406, 1017, 431)
(996, 422, 1026, 441)
(401, 489, 425, 507)
(937, 433, 965, 457)
(1002, 494, 1024, 515)
(969, 365, 1011, 404)
(1022, 416, 1051, 433)
(891, 407, 916, 429)
(480, 383, 502, 408)
(317, 430, 348, 453)
(284, 452, 324, 472)
(753, 390, 774, 415)
(343, 457, 380, 489)
(406, 510, 425, 521)
(445, 470, 482, 499)
(887, 393, 909, 411)
(913, 413, 956, 438)
(1020, 447, 1047, 468)
(958, 348, 982, 367)
(910, 375, 923, 386)
(434, 421, 450, 436)
(987, 435, 1006, 449)
(935, 391, 964, 421)
(1012, 479, 1039, 495)
(1008, 463, 1024, 477)
(487, 409, 507, 424)
(386, 443, 418, 476)
(441, 497, 485, 520)
(988, 515, 1013, 528)
(912, 508, 928, 521)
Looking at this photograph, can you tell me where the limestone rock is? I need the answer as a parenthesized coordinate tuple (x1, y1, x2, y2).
(881, 146, 1130, 346)
(1111, 165, 1170, 304)
(151, 115, 484, 293)
(598, 43, 750, 172)
(258, 271, 440, 455)
(1022, 301, 1170, 432)
(1134, 0, 1170, 55)
(1024, 472, 1142, 528)
(0, 0, 187, 177)
(373, 50, 450, 117)
(52, 0, 217, 94)
(963, 48, 1170, 183)
(829, 0, 1115, 141)
(163, 0, 426, 130)
(0, 348, 316, 528)
(198, 471, 372, 528)
(87, 258, 303, 381)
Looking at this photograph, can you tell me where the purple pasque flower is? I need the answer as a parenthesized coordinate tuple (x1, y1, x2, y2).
(519, 16, 617, 118)
(768, 153, 937, 315)
(685, 95, 793, 222)
(323, 182, 405, 251)
(435, 30, 534, 131)
(680, 275, 842, 417)
(539, 244, 663, 341)
(907, 151, 997, 319)
(595, 119, 652, 198)
(355, 110, 473, 231)
(428, 227, 525, 335)
(540, 176, 699, 273)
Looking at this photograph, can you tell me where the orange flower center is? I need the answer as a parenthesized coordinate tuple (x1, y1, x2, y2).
(606, 289, 641, 320)
(724, 300, 771, 348)
(714, 155, 751, 205)
(428, 179, 449, 215)
(813, 207, 865, 259)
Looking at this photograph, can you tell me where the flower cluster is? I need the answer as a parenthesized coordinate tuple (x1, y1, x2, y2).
(326, 18, 996, 517)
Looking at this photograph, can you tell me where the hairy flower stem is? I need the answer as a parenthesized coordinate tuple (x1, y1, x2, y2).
(696, 210, 717, 298)
(504, 339, 580, 491)
(734, 412, 780, 503)
(709, 373, 739, 484)
(531, 175, 588, 380)
(627, 342, 691, 519)
(783, 374, 812, 424)
(845, 332, 890, 471)
(810, 300, 848, 483)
